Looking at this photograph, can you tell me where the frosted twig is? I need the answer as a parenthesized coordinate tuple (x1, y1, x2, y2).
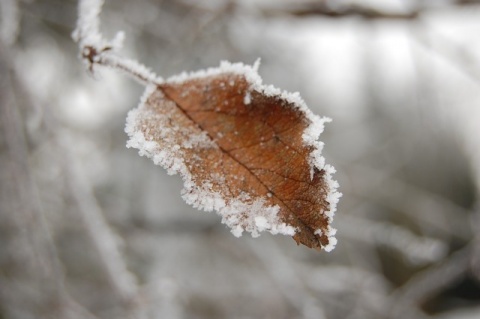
(388, 246, 471, 319)
(1, 54, 99, 319)
(411, 21, 480, 88)
(73, 0, 159, 85)
(72, 0, 144, 301)
(245, 237, 392, 318)
(337, 215, 447, 265)
(96, 53, 159, 85)
(245, 238, 327, 319)
(348, 164, 471, 241)
(63, 150, 149, 318)
(64, 151, 140, 303)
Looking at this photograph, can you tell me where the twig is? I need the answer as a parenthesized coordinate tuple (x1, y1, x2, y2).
(337, 215, 447, 265)
(259, 0, 480, 20)
(347, 164, 471, 241)
(61, 141, 146, 319)
(71, 1, 150, 317)
(0, 48, 98, 319)
(244, 237, 327, 318)
(411, 21, 480, 89)
(388, 245, 471, 319)
(73, 0, 159, 85)
(277, 3, 419, 20)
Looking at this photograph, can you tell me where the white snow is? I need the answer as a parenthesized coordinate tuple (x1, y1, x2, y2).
(181, 131, 217, 149)
(72, 0, 106, 49)
(319, 226, 338, 252)
(102, 54, 158, 85)
(182, 177, 297, 238)
(243, 91, 252, 105)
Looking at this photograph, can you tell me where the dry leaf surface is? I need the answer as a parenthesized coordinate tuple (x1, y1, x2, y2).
(126, 62, 340, 251)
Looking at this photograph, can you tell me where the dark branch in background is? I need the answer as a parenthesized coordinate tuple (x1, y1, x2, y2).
(275, 3, 419, 20)
(457, 0, 480, 4)
(258, 0, 480, 20)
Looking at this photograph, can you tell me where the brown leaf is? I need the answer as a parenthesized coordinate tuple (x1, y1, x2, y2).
(125, 62, 340, 251)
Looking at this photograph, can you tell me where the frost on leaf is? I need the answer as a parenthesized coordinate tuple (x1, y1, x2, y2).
(125, 62, 341, 251)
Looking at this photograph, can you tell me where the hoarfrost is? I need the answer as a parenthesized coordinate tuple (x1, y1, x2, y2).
(180, 179, 296, 238)
(126, 80, 298, 240)
(182, 131, 216, 149)
(126, 61, 340, 250)
(73, 0, 158, 84)
(244, 91, 252, 105)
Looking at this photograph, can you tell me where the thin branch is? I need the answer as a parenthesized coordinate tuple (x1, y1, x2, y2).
(277, 3, 419, 20)
(244, 237, 327, 318)
(388, 245, 471, 319)
(337, 214, 448, 265)
(69, 0, 148, 304)
(259, 0, 480, 20)
(0, 48, 99, 319)
(73, 0, 159, 85)
(1, 54, 65, 298)
(411, 21, 480, 88)
(65, 155, 139, 302)
(347, 164, 472, 241)
(95, 50, 159, 85)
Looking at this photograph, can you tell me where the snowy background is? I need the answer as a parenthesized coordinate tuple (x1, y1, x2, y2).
(2, 0, 480, 318)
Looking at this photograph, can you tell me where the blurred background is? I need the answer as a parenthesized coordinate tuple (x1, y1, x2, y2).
(2, 0, 480, 318)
